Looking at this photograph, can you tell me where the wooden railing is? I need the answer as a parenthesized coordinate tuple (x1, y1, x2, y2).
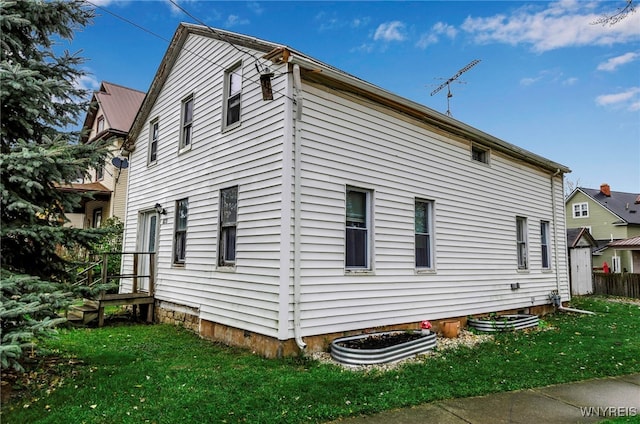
(593, 273, 640, 299)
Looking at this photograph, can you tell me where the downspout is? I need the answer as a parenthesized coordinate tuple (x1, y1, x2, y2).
(551, 169, 562, 299)
(292, 64, 306, 350)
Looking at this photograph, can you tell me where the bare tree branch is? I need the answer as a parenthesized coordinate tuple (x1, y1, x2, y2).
(591, 0, 636, 26)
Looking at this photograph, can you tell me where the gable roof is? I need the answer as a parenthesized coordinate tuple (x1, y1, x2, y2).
(124, 23, 570, 175)
(81, 82, 146, 144)
(566, 227, 597, 248)
(571, 187, 640, 225)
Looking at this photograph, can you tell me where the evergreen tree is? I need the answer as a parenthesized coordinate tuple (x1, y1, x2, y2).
(0, 0, 108, 370)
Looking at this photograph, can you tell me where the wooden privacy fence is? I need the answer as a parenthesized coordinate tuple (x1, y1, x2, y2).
(593, 273, 640, 299)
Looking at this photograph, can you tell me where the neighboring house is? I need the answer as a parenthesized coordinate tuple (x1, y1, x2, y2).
(62, 81, 145, 228)
(565, 185, 640, 273)
(607, 236, 640, 273)
(120, 24, 571, 357)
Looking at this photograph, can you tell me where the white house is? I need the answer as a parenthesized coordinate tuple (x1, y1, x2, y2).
(120, 23, 571, 357)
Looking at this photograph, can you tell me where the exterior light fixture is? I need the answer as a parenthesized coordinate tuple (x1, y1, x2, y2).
(154, 203, 167, 215)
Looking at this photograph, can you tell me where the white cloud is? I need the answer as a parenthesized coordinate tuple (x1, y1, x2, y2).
(224, 14, 249, 28)
(597, 52, 639, 71)
(417, 21, 457, 48)
(247, 2, 263, 15)
(563, 77, 578, 86)
(595, 87, 640, 111)
(520, 76, 542, 86)
(373, 21, 406, 42)
(461, 0, 640, 52)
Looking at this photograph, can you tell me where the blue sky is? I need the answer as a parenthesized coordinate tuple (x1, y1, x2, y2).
(71, 0, 639, 193)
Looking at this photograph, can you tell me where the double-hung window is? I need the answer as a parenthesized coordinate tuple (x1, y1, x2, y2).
(180, 95, 194, 150)
(516, 216, 528, 270)
(345, 187, 371, 270)
(572, 202, 588, 218)
(540, 221, 550, 269)
(218, 186, 238, 267)
(174, 198, 188, 264)
(223, 64, 242, 129)
(149, 119, 159, 164)
(415, 199, 434, 269)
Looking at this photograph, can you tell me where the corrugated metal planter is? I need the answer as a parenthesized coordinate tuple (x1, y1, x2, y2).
(468, 314, 539, 332)
(330, 330, 437, 365)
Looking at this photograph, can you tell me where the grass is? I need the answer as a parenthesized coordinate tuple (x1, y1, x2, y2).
(2, 296, 639, 423)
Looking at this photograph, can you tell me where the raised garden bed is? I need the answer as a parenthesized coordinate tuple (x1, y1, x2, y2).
(467, 314, 539, 332)
(330, 330, 437, 365)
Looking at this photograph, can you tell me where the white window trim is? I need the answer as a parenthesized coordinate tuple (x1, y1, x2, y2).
(222, 62, 243, 132)
(179, 94, 194, 153)
(572, 202, 589, 218)
(516, 216, 528, 271)
(415, 198, 435, 271)
(345, 186, 373, 273)
(148, 118, 159, 165)
(218, 186, 238, 270)
(471, 144, 490, 165)
(540, 220, 551, 270)
(173, 198, 188, 266)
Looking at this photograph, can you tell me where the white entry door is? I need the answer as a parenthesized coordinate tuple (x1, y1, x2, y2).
(570, 248, 593, 295)
(137, 211, 159, 292)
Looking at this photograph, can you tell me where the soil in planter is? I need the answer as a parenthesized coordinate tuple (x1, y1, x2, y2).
(337, 332, 424, 350)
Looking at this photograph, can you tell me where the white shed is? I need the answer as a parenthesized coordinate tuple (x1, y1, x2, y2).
(120, 24, 571, 357)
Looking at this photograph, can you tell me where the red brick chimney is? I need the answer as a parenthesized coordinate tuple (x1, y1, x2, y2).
(600, 183, 611, 197)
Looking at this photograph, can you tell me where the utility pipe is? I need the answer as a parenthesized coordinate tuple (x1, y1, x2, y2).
(557, 306, 596, 315)
(292, 64, 306, 350)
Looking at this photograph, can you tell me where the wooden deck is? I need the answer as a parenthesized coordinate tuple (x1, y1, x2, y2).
(68, 252, 156, 327)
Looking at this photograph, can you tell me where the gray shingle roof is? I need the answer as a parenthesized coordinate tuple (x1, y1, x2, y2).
(579, 187, 640, 225)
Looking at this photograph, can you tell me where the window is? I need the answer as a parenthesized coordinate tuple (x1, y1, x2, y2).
(471, 145, 489, 164)
(149, 119, 159, 164)
(218, 186, 238, 267)
(572, 202, 588, 218)
(180, 95, 194, 149)
(516, 217, 528, 270)
(540, 221, 550, 269)
(346, 187, 371, 269)
(96, 116, 104, 132)
(173, 198, 188, 264)
(93, 208, 102, 228)
(223, 64, 242, 129)
(415, 200, 434, 269)
(95, 164, 104, 181)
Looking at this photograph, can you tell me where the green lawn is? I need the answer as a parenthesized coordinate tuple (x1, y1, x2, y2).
(2, 296, 639, 423)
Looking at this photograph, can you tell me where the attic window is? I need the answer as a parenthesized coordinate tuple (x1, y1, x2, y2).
(471, 145, 489, 164)
(97, 116, 105, 133)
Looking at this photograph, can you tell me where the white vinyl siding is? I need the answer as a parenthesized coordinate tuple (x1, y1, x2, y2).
(122, 33, 288, 338)
(295, 83, 568, 336)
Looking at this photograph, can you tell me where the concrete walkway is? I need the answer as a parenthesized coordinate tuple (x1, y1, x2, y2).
(328, 374, 640, 424)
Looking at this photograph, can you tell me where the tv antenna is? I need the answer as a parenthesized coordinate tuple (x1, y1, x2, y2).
(430, 59, 481, 117)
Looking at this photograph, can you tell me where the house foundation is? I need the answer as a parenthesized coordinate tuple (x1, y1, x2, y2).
(155, 301, 559, 358)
